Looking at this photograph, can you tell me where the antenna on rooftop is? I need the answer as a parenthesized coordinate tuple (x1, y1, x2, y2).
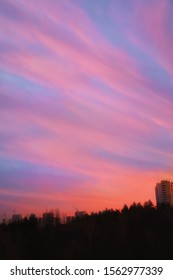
(72, 205, 78, 212)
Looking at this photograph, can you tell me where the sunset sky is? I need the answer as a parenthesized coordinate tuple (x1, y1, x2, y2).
(1, 0, 173, 219)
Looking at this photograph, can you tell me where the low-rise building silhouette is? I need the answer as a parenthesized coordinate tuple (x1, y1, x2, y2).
(75, 211, 87, 218)
(12, 214, 22, 222)
(42, 212, 54, 226)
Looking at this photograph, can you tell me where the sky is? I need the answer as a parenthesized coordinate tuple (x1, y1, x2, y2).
(1, 0, 173, 219)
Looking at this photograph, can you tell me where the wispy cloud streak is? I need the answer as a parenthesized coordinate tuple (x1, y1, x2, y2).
(0, 0, 173, 216)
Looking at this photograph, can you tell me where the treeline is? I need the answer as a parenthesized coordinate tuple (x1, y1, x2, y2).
(0, 200, 173, 259)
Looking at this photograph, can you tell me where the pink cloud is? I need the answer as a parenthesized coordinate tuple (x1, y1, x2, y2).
(124, 0, 173, 77)
(1, 0, 173, 217)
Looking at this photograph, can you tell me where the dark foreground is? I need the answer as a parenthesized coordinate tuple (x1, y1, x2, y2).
(0, 201, 173, 259)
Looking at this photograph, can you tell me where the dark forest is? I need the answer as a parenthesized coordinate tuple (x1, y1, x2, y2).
(0, 201, 172, 259)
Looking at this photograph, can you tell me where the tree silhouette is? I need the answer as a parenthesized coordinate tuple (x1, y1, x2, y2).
(1, 201, 173, 259)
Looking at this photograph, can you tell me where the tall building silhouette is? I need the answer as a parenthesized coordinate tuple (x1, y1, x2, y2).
(155, 180, 173, 206)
